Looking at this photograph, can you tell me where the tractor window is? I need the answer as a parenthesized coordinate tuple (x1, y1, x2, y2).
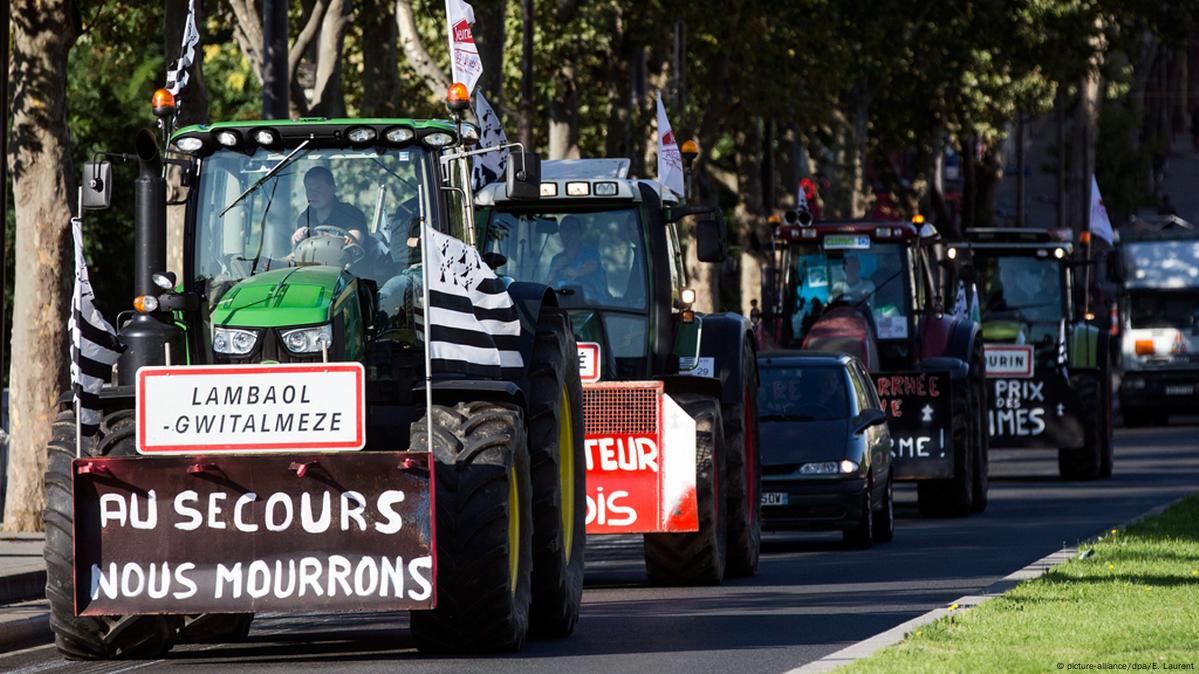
(482, 207, 648, 311)
(193, 145, 432, 299)
(785, 241, 910, 344)
(975, 254, 1064, 347)
(666, 221, 687, 304)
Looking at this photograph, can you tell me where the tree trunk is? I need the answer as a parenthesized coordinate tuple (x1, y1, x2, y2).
(360, 0, 400, 116)
(228, 0, 265, 84)
(165, 0, 210, 279)
(4, 0, 80, 532)
(603, 8, 632, 160)
(472, 0, 505, 105)
(518, 0, 534, 150)
(548, 65, 579, 160)
(309, 0, 350, 117)
(397, 0, 450, 100)
(735, 121, 765, 319)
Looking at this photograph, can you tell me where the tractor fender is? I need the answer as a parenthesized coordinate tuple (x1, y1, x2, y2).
(696, 312, 758, 407)
(658, 374, 724, 404)
(506, 280, 560, 378)
(423, 380, 527, 411)
(916, 356, 970, 381)
(921, 314, 980, 374)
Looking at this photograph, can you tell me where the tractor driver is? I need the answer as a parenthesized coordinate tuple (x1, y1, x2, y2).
(547, 215, 608, 301)
(833, 254, 876, 304)
(291, 166, 390, 280)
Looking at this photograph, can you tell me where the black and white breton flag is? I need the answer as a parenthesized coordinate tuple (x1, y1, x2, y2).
(471, 91, 510, 191)
(165, 0, 200, 96)
(420, 224, 522, 379)
(69, 218, 125, 436)
(1057, 318, 1069, 379)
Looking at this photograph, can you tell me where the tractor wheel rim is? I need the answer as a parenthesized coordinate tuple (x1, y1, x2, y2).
(559, 384, 575, 562)
(508, 466, 520, 597)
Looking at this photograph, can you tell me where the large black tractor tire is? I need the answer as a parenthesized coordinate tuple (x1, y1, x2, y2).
(525, 308, 586, 638)
(409, 402, 533, 654)
(916, 391, 974, 518)
(1059, 374, 1106, 481)
(44, 402, 180, 660)
(722, 343, 762, 577)
(969, 343, 990, 514)
(644, 393, 727, 585)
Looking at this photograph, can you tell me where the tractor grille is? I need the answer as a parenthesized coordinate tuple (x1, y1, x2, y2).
(582, 381, 661, 436)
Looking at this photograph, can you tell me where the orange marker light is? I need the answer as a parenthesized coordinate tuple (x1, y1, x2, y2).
(767, 214, 781, 224)
(912, 214, 926, 225)
(152, 88, 176, 117)
(1134, 339, 1155, 356)
(1079, 231, 1092, 245)
(446, 82, 470, 112)
(133, 295, 159, 313)
(681, 139, 699, 156)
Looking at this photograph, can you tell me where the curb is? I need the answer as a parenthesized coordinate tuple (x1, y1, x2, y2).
(787, 495, 1191, 674)
(0, 570, 46, 606)
(0, 601, 50, 654)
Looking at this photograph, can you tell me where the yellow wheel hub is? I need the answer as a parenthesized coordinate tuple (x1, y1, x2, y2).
(558, 385, 576, 562)
(508, 466, 520, 597)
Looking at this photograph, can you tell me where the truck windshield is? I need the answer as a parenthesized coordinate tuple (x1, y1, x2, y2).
(192, 145, 432, 297)
(1128, 289, 1199, 330)
(482, 208, 647, 311)
(786, 241, 910, 343)
(974, 254, 1064, 344)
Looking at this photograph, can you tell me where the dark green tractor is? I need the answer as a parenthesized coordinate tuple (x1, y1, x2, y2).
(945, 228, 1113, 480)
(45, 99, 585, 659)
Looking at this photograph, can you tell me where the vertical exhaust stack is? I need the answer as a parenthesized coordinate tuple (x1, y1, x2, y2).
(117, 129, 179, 385)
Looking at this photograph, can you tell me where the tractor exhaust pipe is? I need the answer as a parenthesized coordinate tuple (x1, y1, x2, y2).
(117, 129, 179, 384)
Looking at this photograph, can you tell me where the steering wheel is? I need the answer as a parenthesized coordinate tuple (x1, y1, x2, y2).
(293, 224, 366, 267)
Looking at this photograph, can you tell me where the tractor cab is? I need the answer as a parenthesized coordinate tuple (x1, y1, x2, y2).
(475, 159, 705, 381)
(768, 217, 937, 372)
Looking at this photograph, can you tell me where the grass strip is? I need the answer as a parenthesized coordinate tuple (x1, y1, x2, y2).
(839, 495, 1199, 673)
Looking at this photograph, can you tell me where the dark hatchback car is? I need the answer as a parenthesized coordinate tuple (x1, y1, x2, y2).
(757, 352, 894, 548)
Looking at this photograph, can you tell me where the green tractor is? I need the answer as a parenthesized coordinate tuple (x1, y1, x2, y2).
(474, 158, 762, 584)
(944, 228, 1113, 480)
(45, 92, 585, 658)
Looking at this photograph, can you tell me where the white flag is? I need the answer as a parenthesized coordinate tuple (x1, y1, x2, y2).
(796, 181, 808, 211)
(655, 95, 685, 198)
(471, 91, 509, 190)
(1089, 175, 1114, 244)
(446, 0, 484, 94)
(165, 0, 200, 97)
(951, 281, 968, 319)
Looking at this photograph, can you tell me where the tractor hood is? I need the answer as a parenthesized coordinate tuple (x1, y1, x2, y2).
(802, 307, 880, 371)
(981, 320, 1026, 343)
(210, 266, 346, 328)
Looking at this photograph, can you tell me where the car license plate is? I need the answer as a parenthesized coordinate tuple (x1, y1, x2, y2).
(761, 492, 789, 506)
(1165, 385, 1194, 396)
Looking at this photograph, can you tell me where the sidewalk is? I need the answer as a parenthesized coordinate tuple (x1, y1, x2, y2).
(0, 533, 50, 652)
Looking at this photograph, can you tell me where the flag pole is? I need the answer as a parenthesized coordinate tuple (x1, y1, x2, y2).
(419, 222, 434, 455)
(74, 188, 83, 459)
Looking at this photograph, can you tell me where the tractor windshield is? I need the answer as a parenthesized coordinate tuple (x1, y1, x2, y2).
(482, 207, 648, 311)
(785, 241, 910, 344)
(974, 253, 1065, 346)
(192, 145, 433, 299)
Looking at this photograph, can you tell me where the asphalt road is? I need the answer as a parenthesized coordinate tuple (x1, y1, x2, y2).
(4, 422, 1198, 674)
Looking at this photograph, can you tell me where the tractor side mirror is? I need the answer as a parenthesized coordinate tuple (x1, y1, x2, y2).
(82, 161, 113, 210)
(695, 219, 726, 263)
(506, 151, 541, 200)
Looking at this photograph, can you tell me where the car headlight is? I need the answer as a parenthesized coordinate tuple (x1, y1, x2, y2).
(839, 459, 860, 474)
(1123, 377, 1146, 390)
(281, 324, 333, 353)
(213, 327, 259, 355)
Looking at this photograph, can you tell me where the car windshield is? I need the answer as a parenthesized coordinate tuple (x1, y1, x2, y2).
(192, 145, 432, 298)
(1128, 289, 1199, 330)
(975, 253, 1064, 344)
(483, 208, 647, 311)
(786, 241, 909, 342)
(759, 365, 849, 421)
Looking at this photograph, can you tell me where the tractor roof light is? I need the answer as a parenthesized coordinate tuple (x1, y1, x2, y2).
(174, 136, 204, 152)
(1054, 247, 1066, 259)
(252, 128, 278, 146)
(801, 228, 817, 239)
(768, 214, 782, 225)
(947, 247, 958, 260)
(459, 123, 480, 144)
(152, 88, 176, 118)
(594, 181, 618, 196)
(446, 82, 471, 112)
(566, 181, 590, 196)
(539, 182, 559, 197)
(422, 132, 455, 148)
(385, 127, 415, 144)
(346, 126, 377, 144)
(215, 130, 240, 147)
(912, 214, 926, 225)
(681, 139, 700, 164)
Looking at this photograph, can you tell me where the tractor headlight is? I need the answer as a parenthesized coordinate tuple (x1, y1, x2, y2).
(281, 324, 333, 354)
(213, 327, 259, 355)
